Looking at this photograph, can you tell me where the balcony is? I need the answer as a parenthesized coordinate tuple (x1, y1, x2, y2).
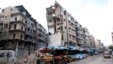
(25, 38, 32, 42)
(38, 36, 44, 41)
(48, 22, 54, 26)
(10, 29, 25, 33)
(32, 39, 37, 43)
(8, 35, 25, 41)
(10, 17, 26, 25)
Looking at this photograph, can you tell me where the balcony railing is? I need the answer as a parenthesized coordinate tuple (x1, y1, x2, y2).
(9, 29, 25, 33)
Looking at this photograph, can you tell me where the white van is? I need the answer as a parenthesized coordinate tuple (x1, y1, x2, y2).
(103, 51, 112, 58)
(0, 50, 17, 64)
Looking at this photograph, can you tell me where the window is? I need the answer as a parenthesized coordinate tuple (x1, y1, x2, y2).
(57, 27, 61, 30)
(9, 25, 11, 30)
(65, 26, 66, 29)
(15, 17, 17, 21)
(28, 27, 30, 31)
(14, 24, 16, 29)
(13, 34, 15, 38)
(62, 34, 63, 40)
(25, 28, 26, 31)
(57, 18, 60, 21)
(20, 34, 23, 39)
(21, 26, 23, 30)
(10, 8, 12, 11)
(11, 14, 14, 17)
(25, 20, 27, 23)
(4, 24, 8, 29)
(64, 11, 66, 15)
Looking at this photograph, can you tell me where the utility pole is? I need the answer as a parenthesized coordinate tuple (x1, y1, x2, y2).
(65, 11, 69, 47)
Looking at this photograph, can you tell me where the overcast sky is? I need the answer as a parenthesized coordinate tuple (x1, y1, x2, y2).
(0, 0, 113, 46)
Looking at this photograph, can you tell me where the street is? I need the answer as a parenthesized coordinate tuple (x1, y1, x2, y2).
(69, 55, 113, 64)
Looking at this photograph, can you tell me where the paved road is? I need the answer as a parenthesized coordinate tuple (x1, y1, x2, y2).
(69, 55, 113, 64)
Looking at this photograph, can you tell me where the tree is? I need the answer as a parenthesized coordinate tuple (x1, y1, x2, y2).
(108, 45, 113, 51)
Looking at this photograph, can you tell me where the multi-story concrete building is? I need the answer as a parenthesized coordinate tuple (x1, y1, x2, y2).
(46, 2, 77, 46)
(37, 23, 48, 48)
(95, 39, 105, 52)
(82, 27, 90, 48)
(81, 27, 96, 48)
(46, 2, 103, 49)
(95, 39, 100, 50)
(0, 5, 48, 58)
(76, 23, 84, 47)
(89, 35, 96, 48)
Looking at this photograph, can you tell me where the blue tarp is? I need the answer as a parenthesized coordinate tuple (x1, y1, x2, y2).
(48, 46, 68, 50)
(48, 46, 80, 51)
(68, 46, 79, 50)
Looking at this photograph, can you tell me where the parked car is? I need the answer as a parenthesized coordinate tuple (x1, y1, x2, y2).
(69, 55, 77, 61)
(75, 54, 84, 60)
(70, 54, 85, 60)
(0, 50, 16, 64)
(103, 51, 112, 58)
(83, 54, 88, 58)
(94, 52, 99, 55)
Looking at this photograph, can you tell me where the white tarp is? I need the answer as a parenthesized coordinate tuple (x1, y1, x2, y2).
(49, 32, 62, 47)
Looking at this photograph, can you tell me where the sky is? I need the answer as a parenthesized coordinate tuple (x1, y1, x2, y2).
(0, 0, 113, 46)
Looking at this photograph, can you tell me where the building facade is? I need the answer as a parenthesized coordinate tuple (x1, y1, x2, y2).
(46, 2, 101, 48)
(82, 27, 96, 48)
(82, 27, 90, 48)
(0, 5, 48, 58)
(89, 35, 96, 48)
(95, 39, 105, 53)
(76, 23, 84, 47)
(46, 2, 77, 46)
(37, 24, 48, 48)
